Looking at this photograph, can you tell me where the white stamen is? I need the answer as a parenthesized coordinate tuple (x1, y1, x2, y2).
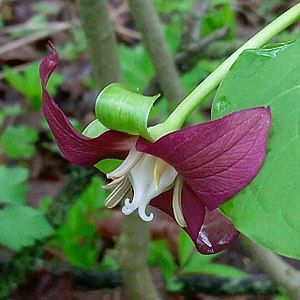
(107, 148, 142, 180)
(105, 177, 131, 208)
(172, 176, 187, 227)
(102, 175, 126, 190)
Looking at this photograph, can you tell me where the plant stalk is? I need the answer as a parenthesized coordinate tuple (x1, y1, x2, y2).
(150, 2, 300, 138)
(76, 1, 160, 299)
(127, 0, 185, 105)
(75, 0, 122, 89)
(113, 213, 161, 300)
(245, 237, 300, 299)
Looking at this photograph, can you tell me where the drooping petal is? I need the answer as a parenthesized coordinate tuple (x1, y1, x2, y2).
(138, 107, 271, 210)
(197, 209, 239, 254)
(150, 183, 206, 252)
(40, 43, 136, 166)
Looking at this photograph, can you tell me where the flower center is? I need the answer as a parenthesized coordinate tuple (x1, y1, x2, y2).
(104, 147, 177, 222)
(122, 153, 177, 221)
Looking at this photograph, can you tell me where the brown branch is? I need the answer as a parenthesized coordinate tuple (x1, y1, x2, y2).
(175, 27, 229, 72)
(0, 22, 74, 56)
(71, 269, 278, 296)
(180, 0, 211, 47)
(143, 27, 229, 96)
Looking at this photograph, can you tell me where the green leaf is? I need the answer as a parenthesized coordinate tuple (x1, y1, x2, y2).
(0, 105, 22, 126)
(154, 0, 192, 13)
(179, 231, 245, 278)
(0, 166, 28, 204)
(95, 158, 122, 174)
(98, 253, 119, 271)
(212, 40, 300, 258)
(148, 240, 177, 283)
(0, 125, 39, 159)
(0, 204, 53, 250)
(182, 259, 246, 279)
(38, 195, 53, 214)
(119, 44, 154, 89)
(95, 83, 159, 140)
(53, 176, 109, 267)
(203, 5, 236, 39)
(179, 230, 211, 266)
(200, 264, 246, 279)
(4, 62, 64, 110)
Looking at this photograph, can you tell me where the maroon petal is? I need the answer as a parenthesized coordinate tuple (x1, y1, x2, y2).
(150, 183, 206, 252)
(138, 108, 271, 210)
(40, 43, 136, 166)
(197, 209, 239, 254)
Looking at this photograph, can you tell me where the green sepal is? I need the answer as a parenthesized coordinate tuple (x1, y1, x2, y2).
(82, 120, 123, 171)
(82, 119, 108, 138)
(95, 83, 159, 140)
(95, 159, 123, 173)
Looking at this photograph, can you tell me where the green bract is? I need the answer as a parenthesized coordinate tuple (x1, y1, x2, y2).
(82, 119, 108, 138)
(212, 39, 300, 259)
(95, 83, 159, 140)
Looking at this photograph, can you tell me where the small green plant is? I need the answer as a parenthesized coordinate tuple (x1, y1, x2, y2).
(4, 62, 64, 110)
(52, 176, 111, 268)
(0, 125, 39, 159)
(0, 165, 53, 250)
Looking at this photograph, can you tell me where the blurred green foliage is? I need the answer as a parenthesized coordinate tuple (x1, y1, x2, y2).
(0, 125, 38, 159)
(52, 176, 111, 268)
(0, 166, 53, 250)
(2, 1, 296, 294)
(3, 62, 64, 110)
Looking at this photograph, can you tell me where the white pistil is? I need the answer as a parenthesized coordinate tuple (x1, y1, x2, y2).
(121, 153, 177, 222)
(172, 176, 187, 227)
(104, 147, 178, 223)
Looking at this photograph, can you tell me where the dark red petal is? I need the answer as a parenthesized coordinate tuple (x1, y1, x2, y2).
(150, 183, 205, 252)
(197, 209, 239, 254)
(138, 108, 271, 210)
(40, 43, 136, 166)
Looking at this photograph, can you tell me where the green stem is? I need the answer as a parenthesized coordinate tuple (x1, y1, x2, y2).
(113, 213, 161, 300)
(150, 3, 300, 139)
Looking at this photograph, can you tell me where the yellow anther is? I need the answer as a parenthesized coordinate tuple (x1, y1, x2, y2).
(154, 158, 168, 189)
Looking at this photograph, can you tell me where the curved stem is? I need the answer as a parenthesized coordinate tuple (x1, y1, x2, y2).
(150, 3, 300, 139)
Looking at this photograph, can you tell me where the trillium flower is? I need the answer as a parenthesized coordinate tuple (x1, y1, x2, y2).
(40, 45, 271, 254)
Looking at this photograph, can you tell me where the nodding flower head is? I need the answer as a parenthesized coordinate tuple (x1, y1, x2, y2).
(40, 44, 271, 254)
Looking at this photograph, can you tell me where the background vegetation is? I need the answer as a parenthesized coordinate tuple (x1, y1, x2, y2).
(0, 0, 299, 299)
